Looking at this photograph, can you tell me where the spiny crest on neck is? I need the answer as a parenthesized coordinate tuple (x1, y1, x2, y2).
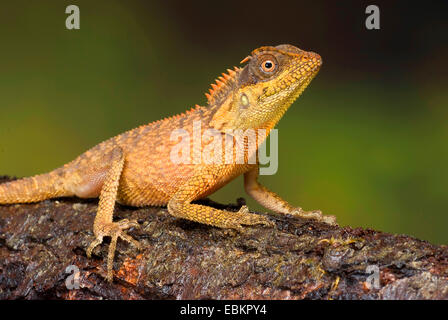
(205, 66, 240, 107)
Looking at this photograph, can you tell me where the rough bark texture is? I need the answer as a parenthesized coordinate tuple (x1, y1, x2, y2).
(1, 175, 447, 300)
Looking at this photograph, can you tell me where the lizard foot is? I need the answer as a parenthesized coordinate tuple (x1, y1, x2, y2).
(87, 219, 140, 282)
(289, 208, 337, 225)
(231, 205, 275, 230)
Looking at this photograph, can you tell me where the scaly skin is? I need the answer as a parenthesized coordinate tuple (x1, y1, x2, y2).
(0, 44, 336, 282)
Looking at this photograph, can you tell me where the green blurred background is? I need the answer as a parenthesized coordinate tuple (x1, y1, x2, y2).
(1, 1, 447, 243)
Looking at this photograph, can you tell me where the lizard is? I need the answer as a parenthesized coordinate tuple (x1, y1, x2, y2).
(0, 44, 336, 282)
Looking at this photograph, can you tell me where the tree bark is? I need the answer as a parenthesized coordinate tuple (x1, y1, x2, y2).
(1, 175, 447, 300)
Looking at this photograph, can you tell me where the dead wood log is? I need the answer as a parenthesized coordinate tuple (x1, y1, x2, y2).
(1, 175, 447, 300)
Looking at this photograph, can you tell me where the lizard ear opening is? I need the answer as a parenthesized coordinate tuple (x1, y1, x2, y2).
(240, 93, 249, 109)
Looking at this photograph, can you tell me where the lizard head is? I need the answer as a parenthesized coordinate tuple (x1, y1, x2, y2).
(208, 44, 322, 132)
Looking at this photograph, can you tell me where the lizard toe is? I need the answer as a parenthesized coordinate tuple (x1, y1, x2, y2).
(289, 208, 337, 225)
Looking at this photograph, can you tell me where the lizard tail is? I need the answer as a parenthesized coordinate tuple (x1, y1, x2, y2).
(0, 169, 71, 204)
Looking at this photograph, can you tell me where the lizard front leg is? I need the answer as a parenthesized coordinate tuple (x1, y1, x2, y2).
(85, 147, 140, 282)
(244, 165, 337, 225)
(167, 165, 274, 230)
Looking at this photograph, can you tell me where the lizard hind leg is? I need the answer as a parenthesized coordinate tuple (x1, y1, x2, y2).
(85, 147, 140, 282)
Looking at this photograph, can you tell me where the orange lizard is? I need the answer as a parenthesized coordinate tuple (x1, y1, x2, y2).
(0, 44, 336, 281)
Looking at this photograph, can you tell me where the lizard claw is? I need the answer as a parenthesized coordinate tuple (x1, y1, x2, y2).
(289, 207, 337, 225)
(86, 218, 141, 281)
(237, 205, 250, 215)
(237, 205, 275, 228)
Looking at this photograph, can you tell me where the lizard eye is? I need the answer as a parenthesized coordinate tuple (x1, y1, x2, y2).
(260, 56, 277, 74)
